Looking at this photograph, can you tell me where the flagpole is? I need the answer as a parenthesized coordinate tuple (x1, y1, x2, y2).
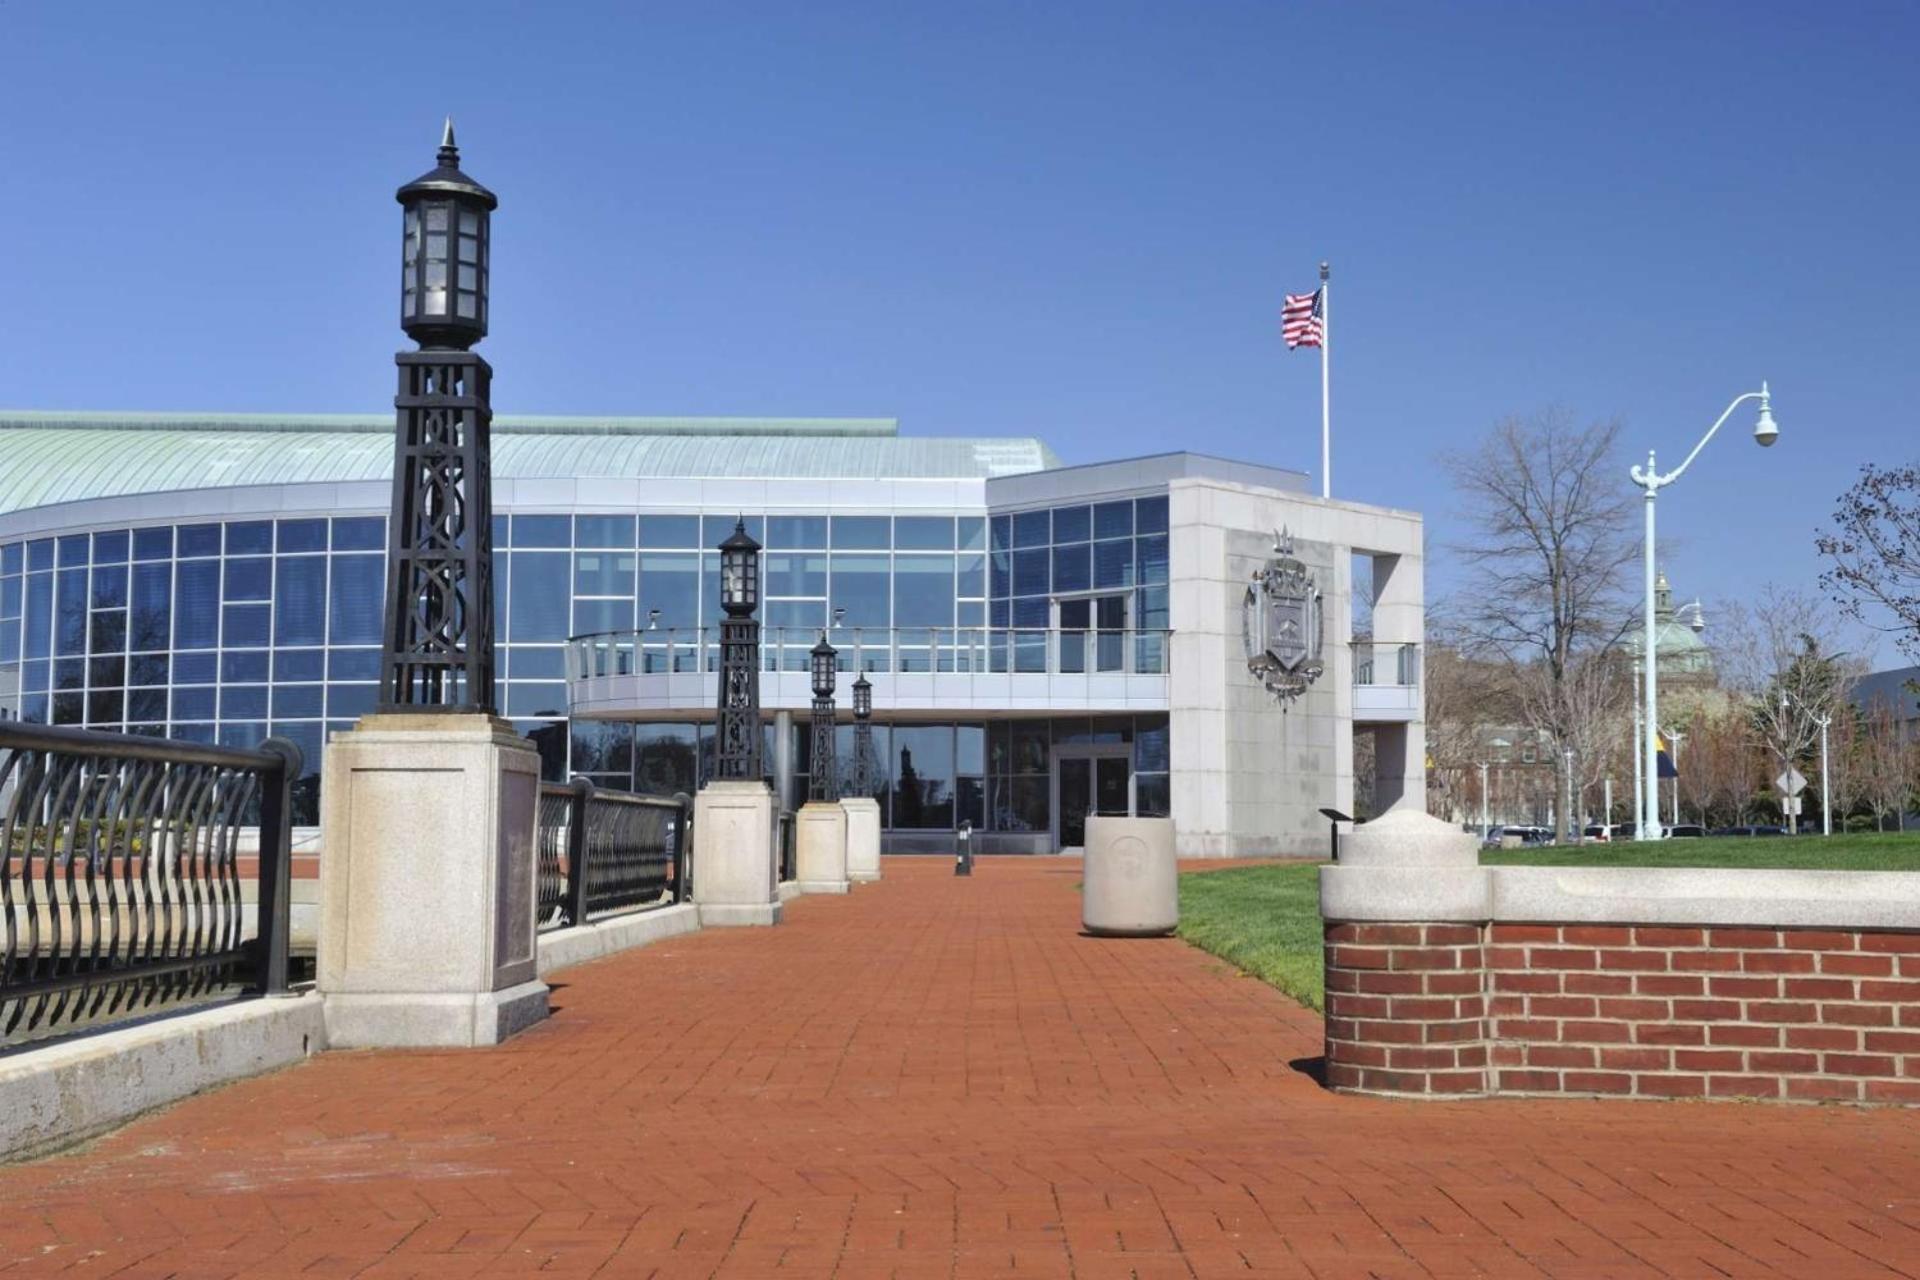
(1319, 260, 1331, 500)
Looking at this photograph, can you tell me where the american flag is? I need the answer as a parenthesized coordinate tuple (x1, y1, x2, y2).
(1282, 287, 1324, 349)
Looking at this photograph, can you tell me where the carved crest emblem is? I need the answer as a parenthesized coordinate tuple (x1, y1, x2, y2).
(1242, 528, 1325, 705)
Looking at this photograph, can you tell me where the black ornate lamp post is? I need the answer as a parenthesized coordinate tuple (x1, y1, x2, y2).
(808, 632, 838, 802)
(380, 119, 500, 711)
(846, 672, 875, 799)
(714, 520, 764, 780)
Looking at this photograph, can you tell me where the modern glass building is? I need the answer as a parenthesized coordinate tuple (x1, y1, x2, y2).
(0, 411, 1425, 854)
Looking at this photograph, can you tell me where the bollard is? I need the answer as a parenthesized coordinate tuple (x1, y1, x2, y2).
(954, 820, 973, 876)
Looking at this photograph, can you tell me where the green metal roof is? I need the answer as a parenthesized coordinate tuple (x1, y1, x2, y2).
(0, 413, 1060, 516)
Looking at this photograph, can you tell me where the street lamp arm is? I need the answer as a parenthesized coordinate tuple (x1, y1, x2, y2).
(1650, 389, 1768, 490)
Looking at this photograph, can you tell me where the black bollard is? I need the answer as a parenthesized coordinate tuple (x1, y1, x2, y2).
(954, 820, 973, 876)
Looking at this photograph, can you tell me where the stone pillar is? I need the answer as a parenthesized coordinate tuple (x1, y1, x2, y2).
(794, 801, 850, 894)
(1082, 815, 1177, 936)
(692, 780, 781, 926)
(1317, 810, 1490, 1097)
(840, 797, 881, 882)
(318, 713, 547, 1047)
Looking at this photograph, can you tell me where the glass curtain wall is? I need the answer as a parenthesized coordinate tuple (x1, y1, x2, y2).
(989, 494, 1169, 672)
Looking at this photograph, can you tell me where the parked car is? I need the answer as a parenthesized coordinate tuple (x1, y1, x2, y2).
(1667, 824, 1707, 838)
(1582, 824, 1614, 842)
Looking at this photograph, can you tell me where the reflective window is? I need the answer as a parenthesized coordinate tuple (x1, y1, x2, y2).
(831, 516, 890, 550)
(277, 519, 327, 553)
(332, 517, 385, 551)
(226, 522, 273, 555)
(893, 556, 954, 628)
(508, 552, 569, 641)
(639, 553, 699, 627)
(764, 552, 826, 599)
(328, 555, 383, 645)
(829, 554, 890, 628)
(274, 557, 327, 645)
(765, 515, 827, 549)
(573, 551, 636, 597)
(893, 517, 954, 551)
(575, 515, 635, 548)
(638, 515, 700, 547)
(513, 515, 570, 548)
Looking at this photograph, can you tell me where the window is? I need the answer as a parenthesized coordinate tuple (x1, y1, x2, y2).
(893, 517, 954, 551)
(328, 556, 383, 645)
(574, 515, 635, 548)
(274, 557, 327, 646)
(831, 516, 890, 550)
(829, 554, 890, 628)
(638, 514, 701, 548)
(638, 553, 699, 628)
(765, 515, 827, 549)
(892, 556, 954, 628)
(507, 552, 569, 642)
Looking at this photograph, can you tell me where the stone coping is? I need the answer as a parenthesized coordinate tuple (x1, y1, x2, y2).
(1322, 864, 1920, 931)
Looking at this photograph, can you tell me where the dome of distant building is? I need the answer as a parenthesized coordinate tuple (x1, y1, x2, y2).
(1627, 571, 1714, 679)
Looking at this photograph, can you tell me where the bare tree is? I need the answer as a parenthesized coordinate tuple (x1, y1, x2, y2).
(1688, 707, 1761, 827)
(1715, 585, 1869, 828)
(1444, 411, 1639, 841)
(1857, 696, 1914, 831)
(1818, 463, 1920, 662)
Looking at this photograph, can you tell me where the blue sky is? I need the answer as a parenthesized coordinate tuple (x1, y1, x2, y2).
(2, 3, 1914, 659)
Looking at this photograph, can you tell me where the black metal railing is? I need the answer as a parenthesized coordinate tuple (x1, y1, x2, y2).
(0, 722, 300, 1048)
(777, 809, 796, 883)
(536, 778, 691, 931)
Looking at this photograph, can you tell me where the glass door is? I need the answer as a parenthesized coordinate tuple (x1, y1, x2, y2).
(1059, 757, 1092, 848)
(1051, 744, 1133, 850)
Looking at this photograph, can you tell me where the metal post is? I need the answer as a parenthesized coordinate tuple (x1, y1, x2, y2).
(253, 737, 303, 996)
(1604, 777, 1613, 838)
(955, 820, 973, 876)
(565, 776, 594, 927)
(1640, 463, 1662, 841)
(1819, 714, 1832, 837)
(673, 790, 693, 903)
(1479, 761, 1489, 838)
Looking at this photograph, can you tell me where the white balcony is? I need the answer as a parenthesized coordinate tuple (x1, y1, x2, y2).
(1351, 641, 1421, 722)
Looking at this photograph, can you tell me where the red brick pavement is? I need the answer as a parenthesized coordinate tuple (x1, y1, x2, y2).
(3, 859, 1920, 1278)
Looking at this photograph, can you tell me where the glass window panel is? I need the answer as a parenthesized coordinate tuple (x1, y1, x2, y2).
(1, 543, 19, 575)
(957, 554, 986, 599)
(28, 539, 54, 572)
(574, 515, 635, 548)
(89, 655, 125, 688)
(276, 519, 327, 553)
(989, 551, 1010, 599)
(894, 555, 954, 628)
(958, 517, 986, 553)
(1094, 501, 1134, 540)
(132, 526, 172, 561)
(22, 658, 47, 691)
(891, 726, 955, 830)
(765, 515, 828, 549)
(128, 688, 168, 722)
(425, 206, 448, 231)
(990, 515, 1011, 553)
(1135, 715, 1171, 772)
(570, 720, 634, 777)
(328, 684, 377, 719)
(0, 577, 17, 620)
(455, 292, 476, 319)
(224, 604, 271, 647)
(332, 517, 385, 551)
(764, 599, 825, 629)
(829, 554, 890, 628)
(1136, 534, 1168, 586)
(55, 570, 87, 655)
(218, 722, 267, 750)
(639, 553, 700, 627)
(1136, 584, 1169, 629)
(220, 686, 269, 719)
(272, 685, 324, 718)
(1012, 549, 1049, 597)
(573, 550, 636, 597)
(53, 658, 84, 690)
(0, 625, 17, 664)
(956, 724, 985, 775)
(991, 777, 1047, 833)
(222, 651, 271, 682)
(328, 649, 381, 681)
(327, 554, 383, 645)
(508, 647, 566, 679)
(90, 564, 128, 609)
(1051, 505, 1091, 544)
(129, 654, 169, 686)
(174, 561, 219, 649)
(1136, 494, 1169, 535)
(633, 723, 698, 793)
(638, 515, 700, 547)
(764, 552, 827, 598)
(508, 552, 569, 641)
(57, 535, 89, 568)
(1051, 545, 1091, 594)
(701, 515, 763, 547)
(177, 524, 221, 558)
(507, 683, 568, 718)
(958, 600, 986, 626)
(1135, 773, 1170, 818)
(92, 530, 130, 563)
(1012, 510, 1049, 548)
(226, 522, 272, 555)
(492, 515, 510, 549)
(458, 208, 478, 234)
(222, 557, 271, 602)
(89, 611, 126, 655)
(512, 515, 570, 548)
(831, 516, 890, 550)
(275, 648, 325, 681)
(87, 689, 124, 725)
(573, 597, 632, 634)
(274, 557, 327, 645)
(893, 517, 954, 551)
(1093, 540, 1135, 589)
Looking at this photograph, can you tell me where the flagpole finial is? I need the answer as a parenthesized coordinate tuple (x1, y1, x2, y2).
(1320, 261, 1330, 281)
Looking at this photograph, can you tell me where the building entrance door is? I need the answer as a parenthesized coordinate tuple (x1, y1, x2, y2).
(1055, 594, 1129, 674)
(1051, 744, 1132, 851)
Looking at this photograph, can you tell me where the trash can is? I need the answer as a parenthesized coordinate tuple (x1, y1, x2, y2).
(1081, 815, 1177, 937)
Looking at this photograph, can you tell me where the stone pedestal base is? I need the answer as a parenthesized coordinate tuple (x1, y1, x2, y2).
(841, 797, 881, 882)
(693, 780, 782, 926)
(318, 713, 547, 1048)
(1082, 815, 1178, 937)
(795, 801, 850, 893)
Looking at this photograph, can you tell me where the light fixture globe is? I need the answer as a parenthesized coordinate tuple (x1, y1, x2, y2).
(1753, 381, 1779, 447)
(852, 672, 872, 720)
(718, 520, 762, 616)
(811, 633, 838, 699)
(397, 119, 496, 350)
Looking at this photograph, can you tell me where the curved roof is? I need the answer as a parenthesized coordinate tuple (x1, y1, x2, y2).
(0, 413, 1059, 516)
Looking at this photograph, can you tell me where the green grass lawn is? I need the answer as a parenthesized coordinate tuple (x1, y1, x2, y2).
(1175, 831, 1920, 1012)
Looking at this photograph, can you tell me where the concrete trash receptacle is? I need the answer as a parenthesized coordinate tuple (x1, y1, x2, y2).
(1081, 815, 1177, 937)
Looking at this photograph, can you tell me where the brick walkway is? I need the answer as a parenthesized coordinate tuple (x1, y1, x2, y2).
(3, 860, 1920, 1279)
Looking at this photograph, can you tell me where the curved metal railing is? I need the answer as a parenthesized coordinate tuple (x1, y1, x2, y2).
(0, 723, 300, 1046)
(535, 778, 691, 931)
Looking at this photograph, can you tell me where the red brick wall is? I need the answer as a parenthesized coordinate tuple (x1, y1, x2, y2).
(1324, 921, 1920, 1105)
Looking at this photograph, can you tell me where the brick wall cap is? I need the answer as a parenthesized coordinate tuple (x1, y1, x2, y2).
(1488, 867, 1920, 930)
(1321, 865, 1492, 923)
(1339, 810, 1481, 869)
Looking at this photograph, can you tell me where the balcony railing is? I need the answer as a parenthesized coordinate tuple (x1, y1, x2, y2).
(567, 626, 1173, 682)
(535, 778, 692, 931)
(1352, 641, 1420, 687)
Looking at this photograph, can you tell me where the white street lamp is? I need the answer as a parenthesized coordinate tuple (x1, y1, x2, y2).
(1629, 383, 1777, 840)
(1780, 690, 1834, 837)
